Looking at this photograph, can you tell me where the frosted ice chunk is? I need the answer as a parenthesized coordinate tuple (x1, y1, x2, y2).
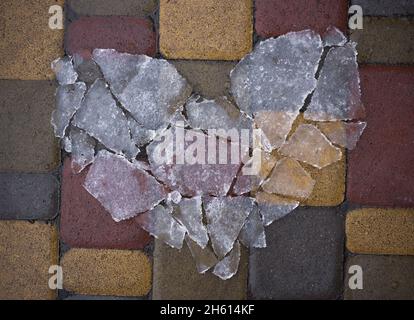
(204, 196, 255, 258)
(186, 237, 218, 274)
(62, 136, 72, 153)
(305, 43, 365, 121)
(255, 191, 299, 226)
(318, 121, 367, 150)
(239, 207, 266, 248)
(262, 158, 315, 200)
(280, 124, 342, 169)
(72, 79, 139, 159)
(213, 241, 241, 281)
(127, 116, 156, 147)
(231, 30, 323, 117)
(138, 205, 186, 249)
(173, 197, 209, 249)
(323, 26, 347, 47)
(167, 191, 182, 204)
(69, 127, 96, 174)
(51, 57, 78, 85)
(93, 49, 191, 131)
(51, 82, 87, 138)
(73, 53, 103, 85)
(84, 150, 167, 222)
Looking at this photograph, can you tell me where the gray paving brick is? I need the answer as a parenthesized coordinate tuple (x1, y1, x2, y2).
(351, 0, 414, 16)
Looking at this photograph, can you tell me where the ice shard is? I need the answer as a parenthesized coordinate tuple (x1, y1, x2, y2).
(318, 121, 367, 150)
(213, 241, 241, 281)
(280, 124, 342, 169)
(186, 237, 218, 274)
(167, 191, 182, 205)
(72, 79, 139, 159)
(51, 57, 78, 85)
(323, 26, 347, 47)
(255, 191, 299, 226)
(84, 150, 167, 222)
(239, 207, 266, 248)
(262, 158, 315, 200)
(73, 53, 103, 85)
(305, 43, 365, 121)
(51, 82, 87, 138)
(69, 127, 96, 174)
(127, 116, 156, 147)
(93, 49, 192, 131)
(204, 196, 255, 258)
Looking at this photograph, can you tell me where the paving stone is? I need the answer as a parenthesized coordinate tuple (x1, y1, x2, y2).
(60, 158, 151, 250)
(351, 0, 414, 16)
(159, 0, 253, 60)
(65, 16, 156, 58)
(346, 208, 414, 255)
(347, 66, 414, 207)
(0, 173, 59, 220)
(0, 0, 64, 80)
(152, 240, 248, 300)
(249, 207, 344, 300)
(172, 61, 236, 99)
(0, 221, 58, 300)
(351, 18, 414, 64)
(344, 255, 414, 300)
(67, 0, 157, 17)
(61, 248, 152, 297)
(64, 295, 144, 300)
(0, 80, 59, 172)
(255, 0, 348, 38)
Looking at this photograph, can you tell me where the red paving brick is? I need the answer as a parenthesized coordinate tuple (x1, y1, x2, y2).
(255, 0, 348, 38)
(348, 66, 414, 207)
(60, 158, 151, 250)
(65, 16, 156, 58)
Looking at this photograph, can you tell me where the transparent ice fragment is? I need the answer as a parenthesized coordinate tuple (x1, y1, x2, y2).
(62, 136, 72, 153)
(51, 82, 87, 138)
(323, 26, 347, 47)
(127, 116, 156, 147)
(305, 43, 365, 121)
(262, 158, 315, 200)
(137, 205, 186, 249)
(167, 191, 182, 204)
(186, 237, 218, 274)
(84, 150, 167, 222)
(69, 127, 96, 174)
(173, 197, 209, 249)
(213, 241, 241, 281)
(255, 191, 299, 226)
(51, 57, 78, 85)
(72, 79, 139, 159)
(239, 207, 266, 249)
(93, 49, 191, 131)
(231, 30, 323, 117)
(280, 124, 342, 169)
(318, 121, 367, 150)
(204, 196, 255, 258)
(73, 53, 103, 85)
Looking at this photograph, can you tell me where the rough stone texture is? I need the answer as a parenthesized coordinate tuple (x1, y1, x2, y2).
(61, 249, 152, 297)
(153, 240, 248, 300)
(0, 0, 64, 80)
(65, 16, 156, 58)
(249, 207, 344, 300)
(172, 61, 236, 99)
(351, 0, 414, 16)
(255, 0, 348, 38)
(159, 0, 253, 60)
(351, 18, 414, 64)
(0, 221, 58, 300)
(344, 255, 414, 300)
(346, 208, 414, 255)
(348, 66, 414, 207)
(0, 173, 59, 220)
(60, 158, 151, 250)
(67, 0, 157, 17)
(0, 80, 59, 172)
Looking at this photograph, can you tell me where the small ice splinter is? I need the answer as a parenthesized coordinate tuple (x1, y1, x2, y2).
(239, 207, 267, 249)
(51, 57, 78, 86)
(213, 241, 241, 280)
(255, 191, 299, 226)
(318, 121, 367, 150)
(69, 127, 96, 174)
(186, 237, 218, 274)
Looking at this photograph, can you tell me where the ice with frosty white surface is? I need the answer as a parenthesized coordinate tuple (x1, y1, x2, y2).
(239, 207, 266, 249)
(318, 121, 367, 150)
(255, 191, 299, 226)
(322, 26, 347, 47)
(186, 237, 218, 274)
(69, 127, 96, 174)
(213, 241, 241, 281)
(51, 57, 78, 86)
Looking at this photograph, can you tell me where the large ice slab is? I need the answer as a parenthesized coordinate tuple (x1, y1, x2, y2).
(186, 237, 218, 274)
(213, 241, 241, 281)
(239, 207, 266, 249)
(318, 121, 367, 150)
(255, 191, 299, 226)
(51, 57, 78, 85)
(69, 127, 96, 174)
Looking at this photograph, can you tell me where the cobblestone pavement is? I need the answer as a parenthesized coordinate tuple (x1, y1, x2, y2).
(0, 0, 413, 300)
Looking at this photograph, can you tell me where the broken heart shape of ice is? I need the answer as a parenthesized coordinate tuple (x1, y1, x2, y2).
(51, 27, 366, 280)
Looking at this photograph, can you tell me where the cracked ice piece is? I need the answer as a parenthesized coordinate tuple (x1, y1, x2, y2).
(127, 116, 156, 147)
(51, 82, 87, 138)
(186, 237, 218, 274)
(72, 79, 139, 159)
(262, 158, 315, 200)
(173, 197, 209, 249)
(204, 197, 255, 258)
(73, 53, 103, 85)
(69, 127, 96, 174)
(167, 191, 182, 204)
(305, 43, 365, 121)
(280, 124, 342, 169)
(93, 49, 191, 131)
(231, 30, 323, 117)
(213, 241, 241, 281)
(318, 121, 367, 150)
(51, 57, 78, 85)
(323, 26, 347, 47)
(239, 207, 266, 249)
(137, 205, 187, 249)
(84, 150, 167, 222)
(255, 191, 299, 226)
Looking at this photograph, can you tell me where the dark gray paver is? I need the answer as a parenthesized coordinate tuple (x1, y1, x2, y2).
(351, 0, 414, 16)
